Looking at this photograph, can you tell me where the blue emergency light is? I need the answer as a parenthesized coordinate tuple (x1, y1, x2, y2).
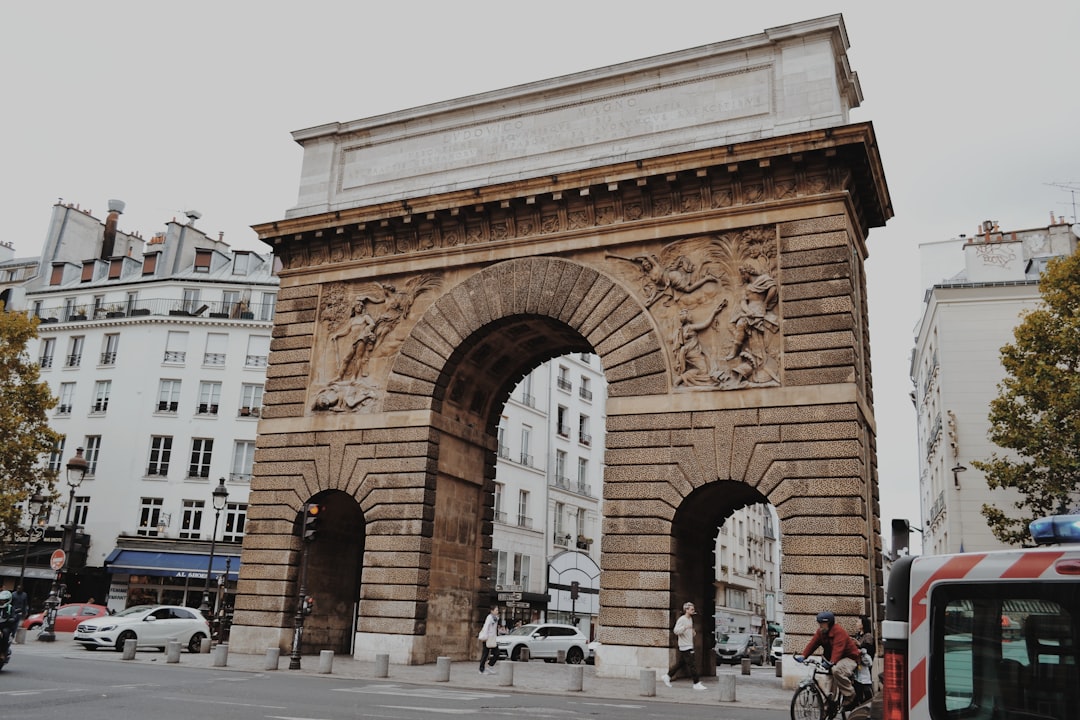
(1029, 515, 1080, 545)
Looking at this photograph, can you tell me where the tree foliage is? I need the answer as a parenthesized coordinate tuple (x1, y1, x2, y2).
(977, 250, 1080, 545)
(0, 305, 61, 539)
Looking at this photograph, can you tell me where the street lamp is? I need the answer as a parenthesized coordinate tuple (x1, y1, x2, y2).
(952, 463, 967, 488)
(199, 478, 229, 619)
(19, 492, 46, 586)
(39, 447, 89, 642)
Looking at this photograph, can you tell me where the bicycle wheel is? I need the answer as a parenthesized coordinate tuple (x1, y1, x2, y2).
(791, 684, 825, 720)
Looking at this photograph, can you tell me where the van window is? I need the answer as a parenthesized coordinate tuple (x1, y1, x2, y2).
(930, 581, 1079, 720)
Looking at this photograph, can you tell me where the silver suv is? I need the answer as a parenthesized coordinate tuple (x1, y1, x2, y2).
(715, 632, 765, 665)
(494, 623, 589, 664)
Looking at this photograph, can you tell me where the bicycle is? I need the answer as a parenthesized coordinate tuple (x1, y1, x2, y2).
(790, 655, 873, 720)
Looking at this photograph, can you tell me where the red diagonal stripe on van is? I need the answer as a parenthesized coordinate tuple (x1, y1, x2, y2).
(1000, 551, 1064, 578)
(910, 657, 928, 708)
(911, 554, 986, 632)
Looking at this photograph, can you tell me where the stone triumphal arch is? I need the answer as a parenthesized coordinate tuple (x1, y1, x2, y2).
(229, 15, 892, 677)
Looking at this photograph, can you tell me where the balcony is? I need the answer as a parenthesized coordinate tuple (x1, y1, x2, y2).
(229, 472, 252, 483)
(56, 404, 72, 415)
(65, 353, 81, 367)
(557, 423, 570, 437)
(238, 406, 261, 418)
(39, 355, 54, 368)
(186, 468, 211, 479)
(556, 377, 571, 392)
(494, 510, 508, 524)
(91, 400, 109, 413)
(579, 387, 593, 401)
(554, 532, 571, 547)
(197, 403, 219, 416)
(496, 444, 511, 460)
(100, 351, 117, 365)
(203, 353, 226, 366)
(245, 354, 268, 368)
(520, 392, 535, 408)
(519, 453, 533, 467)
(33, 298, 274, 323)
(146, 466, 169, 477)
(516, 515, 533, 530)
(163, 350, 186, 363)
(157, 400, 178, 413)
(575, 483, 592, 497)
(578, 432, 592, 446)
(552, 476, 570, 490)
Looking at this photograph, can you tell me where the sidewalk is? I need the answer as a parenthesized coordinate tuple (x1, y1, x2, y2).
(14, 634, 792, 710)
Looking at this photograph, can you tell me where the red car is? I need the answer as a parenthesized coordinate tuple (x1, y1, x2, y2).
(22, 603, 109, 632)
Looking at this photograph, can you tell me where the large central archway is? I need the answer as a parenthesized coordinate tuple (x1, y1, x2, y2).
(228, 16, 891, 677)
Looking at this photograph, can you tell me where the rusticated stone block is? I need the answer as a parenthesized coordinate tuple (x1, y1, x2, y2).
(607, 373, 667, 397)
(786, 367, 856, 385)
(605, 429, 674, 449)
(600, 571, 672, 590)
(784, 554, 869, 578)
(270, 335, 315, 351)
(781, 278, 853, 302)
(602, 535, 673, 554)
(608, 412, 693, 432)
(783, 261, 851, 284)
(602, 626, 670, 648)
(778, 515, 869, 536)
(784, 313, 855, 335)
(780, 230, 849, 253)
(601, 553, 673, 572)
(780, 421, 860, 442)
(784, 330, 856, 352)
(784, 348, 856, 369)
(759, 403, 858, 425)
(599, 607, 672, 629)
(783, 535, 869, 557)
(784, 295, 854, 318)
(605, 352, 667, 383)
(601, 589, 671, 609)
(780, 245, 848, 269)
(778, 215, 847, 236)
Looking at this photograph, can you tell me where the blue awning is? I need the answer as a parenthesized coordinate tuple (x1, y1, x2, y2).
(104, 549, 240, 581)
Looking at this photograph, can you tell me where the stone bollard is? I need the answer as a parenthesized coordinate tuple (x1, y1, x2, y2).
(518, 647, 530, 662)
(212, 642, 229, 667)
(557, 649, 566, 664)
(776, 658, 783, 678)
(566, 663, 584, 692)
(264, 647, 280, 670)
(741, 657, 751, 675)
(200, 637, 211, 654)
(497, 661, 514, 686)
(318, 650, 334, 674)
(14, 627, 26, 644)
(375, 653, 390, 678)
(166, 640, 181, 663)
(435, 656, 451, 682)
(718, 672, 736, 702)
(639, 668, 656, 697)
(122, 638, 137, 660)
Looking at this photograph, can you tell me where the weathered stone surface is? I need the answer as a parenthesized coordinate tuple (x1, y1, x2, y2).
(778, 215, 847, 237)
(780, 230, 849, 253)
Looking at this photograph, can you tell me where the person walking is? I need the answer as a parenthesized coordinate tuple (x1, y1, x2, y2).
(662, 601, 707, 690)
(11, 586, 29, 626)
(477, 605, 500, 674)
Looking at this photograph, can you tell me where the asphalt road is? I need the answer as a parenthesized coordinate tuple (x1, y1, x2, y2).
(3, 646, 788, 720)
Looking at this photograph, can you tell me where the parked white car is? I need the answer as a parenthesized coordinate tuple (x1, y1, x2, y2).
(495, 623, 589, 664)
(74, 605, 210, 653)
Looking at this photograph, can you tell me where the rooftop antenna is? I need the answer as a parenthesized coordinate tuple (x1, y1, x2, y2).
(1046, 182, 1080, 224)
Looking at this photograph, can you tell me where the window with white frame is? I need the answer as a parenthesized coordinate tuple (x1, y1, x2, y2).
(231, 441, 255, 482)
(245, 335, 270, 368)
(197, 381, 222, 415)
(258, 292, 276, 322)
(239, 383, 263, 417)
(57, 383, 75, 414)
(182, 287, 201, 311)
(556, 365, 571, 391)
(520, 426, 532, 467)
(578, 414, 591, 446)
(556, 406, 569, 436)
(91, 380, 110, 413)
(520, 372, 534, 407)
(39, 337, 55, 368)
(83, 436, 101, 475)
(579, 375, 592, 401)
(164, 331, 188, 363)
(554, 502, 565, 544)
(157, 379, 181, 412)
(555, 450, 568, 488)
(576, 507, 587, 538)
(137, 497, 164, 536)
(512, 553, 531, 589)
(188, 438, 213, 478)
(517, 490, 530, 528)
(493, 483, 505, 523)
(204, 333, 227, 366)
(222, 502, 247, 542)
(179, 500, 204, 539)
(72, 496, 89, 526)
(101, 333, 119, 365)
(221, 290, 240, 316)
(48, 438, 66, 473)
(147, 436, 172, 477)
(577, 457, 590, 495)
(66, 336, 84, 367)
(495, 550, 508, 587)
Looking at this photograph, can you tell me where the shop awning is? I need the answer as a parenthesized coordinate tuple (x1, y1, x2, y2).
(104, 549, 240, 581)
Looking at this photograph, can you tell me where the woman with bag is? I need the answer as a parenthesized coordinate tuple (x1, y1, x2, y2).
(477, 606, 501, 674)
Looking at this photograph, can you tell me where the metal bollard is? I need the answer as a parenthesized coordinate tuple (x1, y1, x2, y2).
(264, 647, 280, 670)
(639, 668, 656, 697)
(497, 661, 514, 686)
(566, 663, 584, 692)
(741, 657, 751, 675)
(166, 640, 181, 663)
(122, 638, 137, 660)
(212, 642, 228, 667)
(435, 656, 451, 682)
(518, 647, 530, 662)
(200, 637, 211, 654)
(776, 658, 783, 678)
(375, 653, 390, 678)
(318, 650, 334, 674)
(718, 672, 736, 702)
(14, 627, 26, 644)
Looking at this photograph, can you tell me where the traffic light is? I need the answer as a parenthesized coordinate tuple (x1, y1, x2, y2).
(303, 503, 322, 541)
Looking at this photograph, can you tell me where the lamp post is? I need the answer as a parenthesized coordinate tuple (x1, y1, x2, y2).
(199, 478, 229, 620)
(39, 447, 89, 642)
(952, 463, 967, 488)
(19, 492, 46, 586)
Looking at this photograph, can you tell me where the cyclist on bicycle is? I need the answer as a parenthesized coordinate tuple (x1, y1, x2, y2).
(795, 610, 862, 711)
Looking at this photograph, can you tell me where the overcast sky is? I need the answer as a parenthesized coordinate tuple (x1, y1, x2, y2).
(3, 2, 1078, 553)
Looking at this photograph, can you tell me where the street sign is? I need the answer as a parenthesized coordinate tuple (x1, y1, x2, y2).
(497, 592, 523, 602)
(50, 549, 66, 570)
(505, 601, 530, 608)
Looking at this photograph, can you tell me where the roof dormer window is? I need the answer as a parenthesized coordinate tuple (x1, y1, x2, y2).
(194, 249, 212, 273)
(81, 261, 95, 282)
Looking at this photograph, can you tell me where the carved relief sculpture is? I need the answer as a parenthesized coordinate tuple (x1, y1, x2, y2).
(311, 274, 441, 412)
(607, 226, 780, 390)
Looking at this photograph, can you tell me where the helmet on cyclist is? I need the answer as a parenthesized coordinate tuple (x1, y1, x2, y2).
(816, 611, 835, 625)
(0, 590, 11, 603)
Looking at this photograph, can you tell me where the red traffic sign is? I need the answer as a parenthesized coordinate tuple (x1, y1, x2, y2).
(50, 549, 66, 570)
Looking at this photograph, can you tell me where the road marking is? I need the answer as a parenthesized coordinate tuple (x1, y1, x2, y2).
(335, 684, 509, 702)
(161, 695, 287, 709)
(579, 701, 645, 708)
(380, 708, 474, 715)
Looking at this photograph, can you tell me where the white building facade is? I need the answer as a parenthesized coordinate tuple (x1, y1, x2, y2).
(912, 219, 1078, 555)
(1, 200, 277, 617)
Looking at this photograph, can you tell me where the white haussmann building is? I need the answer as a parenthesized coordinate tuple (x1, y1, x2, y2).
(912, 218, 1078, 555)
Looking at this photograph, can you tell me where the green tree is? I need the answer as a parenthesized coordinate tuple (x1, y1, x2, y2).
(977, 250, 1080, 545)
(0, 304, 61, 538)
